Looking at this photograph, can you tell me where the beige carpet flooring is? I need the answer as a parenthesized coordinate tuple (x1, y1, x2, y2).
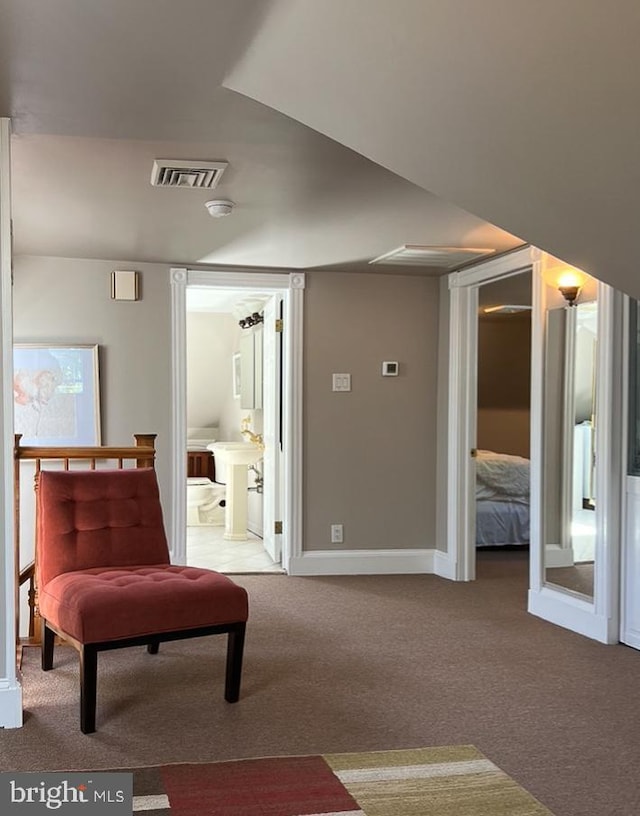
(2, 550, 639, 816)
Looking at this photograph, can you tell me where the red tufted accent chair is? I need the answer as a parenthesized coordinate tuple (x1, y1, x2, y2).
(36, 468, 248, 733)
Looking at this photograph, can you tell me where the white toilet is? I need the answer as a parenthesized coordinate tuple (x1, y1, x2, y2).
(186, 477, 226, 526)
(186, 426, 226, 526)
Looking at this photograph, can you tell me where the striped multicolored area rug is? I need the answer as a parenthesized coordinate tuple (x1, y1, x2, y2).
(128, 745, 554, 815)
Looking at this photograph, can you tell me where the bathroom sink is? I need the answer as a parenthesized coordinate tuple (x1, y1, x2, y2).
(206, 442, 263, 540)
(208, 442, 263, 467)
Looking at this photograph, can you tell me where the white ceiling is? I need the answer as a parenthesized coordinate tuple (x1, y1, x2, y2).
(0, 0, 522, 273)
(8, 0, 639, 294)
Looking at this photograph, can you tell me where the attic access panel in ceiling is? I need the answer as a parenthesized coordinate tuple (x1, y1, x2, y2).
(370, 244, 495, 270)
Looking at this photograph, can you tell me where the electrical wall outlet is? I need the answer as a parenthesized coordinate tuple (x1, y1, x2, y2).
(330, 523, 344, 543)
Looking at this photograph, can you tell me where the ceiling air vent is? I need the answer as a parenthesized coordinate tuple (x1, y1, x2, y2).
(370, 245, 495, 270)
(150, 159, 228, 189)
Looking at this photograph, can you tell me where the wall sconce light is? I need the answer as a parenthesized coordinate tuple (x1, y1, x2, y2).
(238, 312, 264, 329)
(557, 271, 582, 307)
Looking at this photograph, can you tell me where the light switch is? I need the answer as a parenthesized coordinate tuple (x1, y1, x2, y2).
(332, 373, 351, 392)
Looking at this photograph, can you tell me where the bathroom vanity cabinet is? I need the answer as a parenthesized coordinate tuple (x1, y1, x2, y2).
(187, 449, 215, 481)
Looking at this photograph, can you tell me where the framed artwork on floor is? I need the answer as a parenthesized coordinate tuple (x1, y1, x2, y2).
(13, 343, 101, 446)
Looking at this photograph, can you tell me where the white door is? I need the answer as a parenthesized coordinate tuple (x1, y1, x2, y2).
(261, 294, 282, 562)
(527, 273, 622, 644)
(621, 297, 640, 649)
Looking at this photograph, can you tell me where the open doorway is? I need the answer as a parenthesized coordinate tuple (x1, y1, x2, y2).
(475, 272, 532, 581)
(185, 288, 284, 573)
(170, 268, 304, 576)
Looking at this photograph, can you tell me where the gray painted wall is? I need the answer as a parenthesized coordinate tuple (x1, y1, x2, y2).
(13, 255, 173, 529)
(13, 258, 442, 558)
(303, 271, 439, 551)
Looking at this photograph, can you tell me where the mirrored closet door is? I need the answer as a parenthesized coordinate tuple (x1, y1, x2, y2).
(529, 259, 622, 644)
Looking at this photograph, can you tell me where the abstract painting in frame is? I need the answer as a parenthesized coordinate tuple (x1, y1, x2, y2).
(13, 344, 101, 446)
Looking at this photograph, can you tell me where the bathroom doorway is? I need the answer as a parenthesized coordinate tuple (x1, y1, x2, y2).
(185, 288, 283, 573)
(170, 268, 304, 575)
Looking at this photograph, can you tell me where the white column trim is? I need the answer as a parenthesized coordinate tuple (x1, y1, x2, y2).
(170, 268, 188, 563)
(0, 117, 22, 727)
(282, 281, 304, 568)
(592, 283, 622, 639)
(528, 251, 545, 594)
(446, 285, 476, 581)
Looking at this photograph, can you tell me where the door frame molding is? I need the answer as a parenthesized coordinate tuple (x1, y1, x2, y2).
(0, 117, 22, 727)
(447, 244, 622, 641)
(170, 268, 304, 573)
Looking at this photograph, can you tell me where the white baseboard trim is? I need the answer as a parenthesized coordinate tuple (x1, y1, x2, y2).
(288, 548, 436, 576)
(433, 550, 456, 580)
(544, 544, 576, 568)
(0, 679, 23, 728)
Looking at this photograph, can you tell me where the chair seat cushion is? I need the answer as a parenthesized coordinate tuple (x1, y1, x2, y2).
(38, 564, 248, 644)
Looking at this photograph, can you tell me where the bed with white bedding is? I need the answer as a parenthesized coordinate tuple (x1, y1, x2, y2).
(475, 449, 530, 547)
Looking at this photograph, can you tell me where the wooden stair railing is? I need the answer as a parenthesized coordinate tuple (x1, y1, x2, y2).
(14, 433, 157, 650)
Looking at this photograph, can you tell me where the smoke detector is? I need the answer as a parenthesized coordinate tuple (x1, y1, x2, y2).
(150, 159, 228, 189)
(205, 199, 234, 218)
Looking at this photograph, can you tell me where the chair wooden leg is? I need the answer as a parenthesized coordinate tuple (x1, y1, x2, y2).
(79, 645, 98, 734)
(41, 621, 55, 671)
(147, 640, 159, 654)
(224, 622, 246, 703)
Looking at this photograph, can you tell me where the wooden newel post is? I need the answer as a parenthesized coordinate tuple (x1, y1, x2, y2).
(134, 434, 157, 468)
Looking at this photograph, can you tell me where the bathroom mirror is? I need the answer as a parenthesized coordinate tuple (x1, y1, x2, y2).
(239, 325, 263, 410)
(543, 299, 597, 598)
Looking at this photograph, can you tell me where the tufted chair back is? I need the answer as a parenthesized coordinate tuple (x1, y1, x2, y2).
(36, 468, 170, 589)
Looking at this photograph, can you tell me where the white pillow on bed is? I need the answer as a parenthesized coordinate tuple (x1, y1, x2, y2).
(475, 449, 530, 500)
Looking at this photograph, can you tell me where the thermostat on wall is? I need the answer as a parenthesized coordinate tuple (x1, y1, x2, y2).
(382, 361, 399, 376)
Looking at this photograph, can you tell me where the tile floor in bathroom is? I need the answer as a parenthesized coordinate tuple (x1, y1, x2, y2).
(186, 524, 285, 573)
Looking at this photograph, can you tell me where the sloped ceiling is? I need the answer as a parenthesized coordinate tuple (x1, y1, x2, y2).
(225, 0, 640, 297)
(0, 0, 522, 272)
